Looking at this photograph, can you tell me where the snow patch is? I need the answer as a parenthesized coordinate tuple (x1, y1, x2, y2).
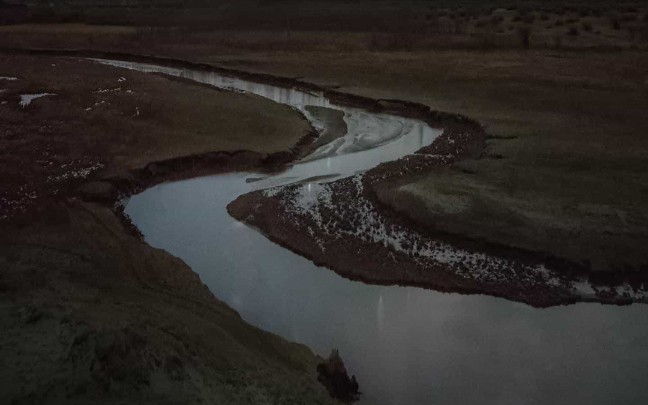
(278, 173, 568, 289)
(85, 100, 108, 111)
(47, 162, 104, 183)
(19, 93, 55, 108)
(93, 87, 121, 94)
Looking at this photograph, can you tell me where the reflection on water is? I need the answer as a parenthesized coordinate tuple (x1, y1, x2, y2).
(109, 59, 648, 405)
(92, 59, 438, 187)
(127, 174, 648, 405)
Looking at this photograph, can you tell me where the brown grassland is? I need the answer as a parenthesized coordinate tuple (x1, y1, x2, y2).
(0, 55, 333, 403)
(1, 0, 648, 402)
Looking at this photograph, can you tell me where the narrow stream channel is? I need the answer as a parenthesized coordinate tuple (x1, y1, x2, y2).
(95, 59, 648, 405)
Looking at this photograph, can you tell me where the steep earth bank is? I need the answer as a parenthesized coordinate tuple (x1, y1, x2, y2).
(0, 54, 334, 404)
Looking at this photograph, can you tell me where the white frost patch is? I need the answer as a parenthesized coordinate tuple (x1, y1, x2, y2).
(572, 281, 597, 297)
(85, 100, 108, 111)
(280, 173, 568, 288)
(289, 182, 333, 227)
(93, 87, 121, 94)
(262, 187, 282, 197)
(118, 77, 126, 82)
(284, 182, 334, 251)
(19, 93, 55, 108)
(0, 76, 18, 81)
(47, 162, 104, 183)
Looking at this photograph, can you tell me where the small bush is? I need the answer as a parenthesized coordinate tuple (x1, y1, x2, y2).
(582, 21, 593, 32)
(540, 13, 550, 21)
(555, 19, 564, 26)
(568, 26, 579, 36)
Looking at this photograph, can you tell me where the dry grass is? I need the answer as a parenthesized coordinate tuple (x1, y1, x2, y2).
(191, 48, 648, 272)
(0, 54, 310, 219)
(2, 19, 647, 271)
(2, 5, 648, 53)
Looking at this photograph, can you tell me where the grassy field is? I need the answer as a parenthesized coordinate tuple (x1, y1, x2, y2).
(1, 9, 646, 275)
(1, 1, 648, 402)
(4, 0, 648, 50)
(203, 48, 648, 272)
(0, 54, 310, 219)
(0, 54, 332, 403)
(0, 200, 335, 404)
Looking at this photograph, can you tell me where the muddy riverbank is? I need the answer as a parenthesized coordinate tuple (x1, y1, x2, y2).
(228, 109, 647, 307)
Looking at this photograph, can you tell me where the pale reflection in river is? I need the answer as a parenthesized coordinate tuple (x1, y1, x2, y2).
(110, 58, 648, 405)
(127, 174, 648, 405)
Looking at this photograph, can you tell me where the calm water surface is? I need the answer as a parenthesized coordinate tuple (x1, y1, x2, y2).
(105, 59, 648, 405)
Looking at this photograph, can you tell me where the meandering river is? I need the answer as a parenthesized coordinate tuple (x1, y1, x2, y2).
(96, 59, 648, 405)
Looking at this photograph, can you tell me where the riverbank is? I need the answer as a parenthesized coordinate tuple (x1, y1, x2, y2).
(3, 31, 648, 400)
(0, 55, 335, 403)
(211, 49, 648, 276)
(228, 103, 646, 307)
(2, 25, 646, 273)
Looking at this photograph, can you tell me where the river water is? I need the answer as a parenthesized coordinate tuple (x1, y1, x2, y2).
(95, 59, 648, 405)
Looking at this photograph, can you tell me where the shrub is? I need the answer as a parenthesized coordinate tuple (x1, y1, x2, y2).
(582, 21, 593, 32)
(568, 26, 579, 36)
